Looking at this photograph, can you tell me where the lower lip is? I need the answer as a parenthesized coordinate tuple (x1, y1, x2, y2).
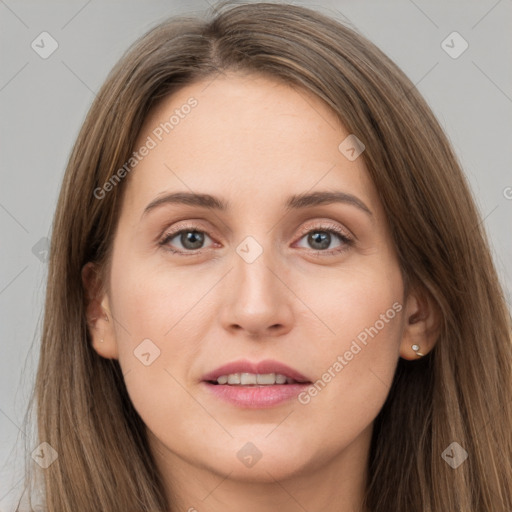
(202, 382, 310, 408)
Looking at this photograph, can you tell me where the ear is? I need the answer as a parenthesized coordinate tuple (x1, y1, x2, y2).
(81, 262, 118, 359)
(399, 287, 440, 360)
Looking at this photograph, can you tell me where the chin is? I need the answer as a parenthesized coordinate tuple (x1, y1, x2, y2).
(212, 454, 310, 483)
(194, 436, 315, 483)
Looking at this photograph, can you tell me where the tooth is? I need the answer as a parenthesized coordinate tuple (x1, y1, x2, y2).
(240, 373, 257, 385)
(256, 373, 276, 385)
(218, 372, 295, 386)
(227, 373, 241, 384)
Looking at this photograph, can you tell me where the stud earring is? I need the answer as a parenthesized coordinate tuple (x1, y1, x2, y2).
(411, 344, 424, 357)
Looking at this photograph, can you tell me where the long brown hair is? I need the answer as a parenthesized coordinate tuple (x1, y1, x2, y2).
(19, 2, 512, 510)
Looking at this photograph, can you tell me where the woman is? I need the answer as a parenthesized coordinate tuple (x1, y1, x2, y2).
(18, 2, 512, 511)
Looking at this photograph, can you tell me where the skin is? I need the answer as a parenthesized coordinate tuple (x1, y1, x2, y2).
(83, 72, 438, 512)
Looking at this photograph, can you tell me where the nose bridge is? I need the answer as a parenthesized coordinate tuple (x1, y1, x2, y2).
(221, 233, 293, 336)
(233, 237, 282, 309)
(236, 246, 275, 300)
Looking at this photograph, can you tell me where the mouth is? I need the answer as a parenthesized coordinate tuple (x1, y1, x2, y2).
(201, 359, 312, 408)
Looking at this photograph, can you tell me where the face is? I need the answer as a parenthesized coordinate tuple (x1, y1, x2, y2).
(86, 72, 414, 490)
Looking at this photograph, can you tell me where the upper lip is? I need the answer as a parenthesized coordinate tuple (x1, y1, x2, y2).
(202, 359, 311, 383)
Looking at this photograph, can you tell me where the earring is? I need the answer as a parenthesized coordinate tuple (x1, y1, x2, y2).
(411, 344, 424, 357)
(100, 338, 104, 343)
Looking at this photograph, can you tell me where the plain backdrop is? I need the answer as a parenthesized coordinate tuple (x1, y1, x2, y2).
(1, 0, 511, 508)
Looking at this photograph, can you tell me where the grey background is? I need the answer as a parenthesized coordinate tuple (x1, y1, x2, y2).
(1, 0, 511, 508)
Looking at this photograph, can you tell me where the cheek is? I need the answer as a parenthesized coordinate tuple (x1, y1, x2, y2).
(109, 250, 208, 346)
(294, 259, 404, 440)
(107, 257, 208, 439)
(110, 250, 218, 406)
(107, 252, 208, 394)
(295, 251, 404, 357)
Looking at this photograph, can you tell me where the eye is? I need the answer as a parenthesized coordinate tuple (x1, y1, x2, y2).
(158, 222, 353, 257)
(159, 225, 215, 254)
(294, 224, 353, 255)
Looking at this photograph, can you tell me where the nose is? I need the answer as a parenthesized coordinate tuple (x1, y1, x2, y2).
(219, 247, 294, 339)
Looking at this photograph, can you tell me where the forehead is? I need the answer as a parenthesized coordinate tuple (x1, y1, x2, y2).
(122, 72, 378, 217)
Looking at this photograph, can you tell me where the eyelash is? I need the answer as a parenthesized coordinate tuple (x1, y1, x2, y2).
(158, 222, 354, 257)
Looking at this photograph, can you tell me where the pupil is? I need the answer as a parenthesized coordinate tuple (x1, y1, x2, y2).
(309, 231, 330, 250)
(182, 231, 204, 249)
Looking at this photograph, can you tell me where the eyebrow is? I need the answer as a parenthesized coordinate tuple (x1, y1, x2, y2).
(142, 190, 373, 218)
(285, 191, 372, 216)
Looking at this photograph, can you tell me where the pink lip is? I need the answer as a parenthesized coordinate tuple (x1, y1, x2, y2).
(202, 382, 310, 408)
(201, 359, 311, 409)
(201, 358, 310, 383)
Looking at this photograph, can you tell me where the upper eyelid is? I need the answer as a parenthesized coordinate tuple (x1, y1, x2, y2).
(161, 220, 350, 237)
(160, 222, 214, 240)
(297, 220, 352, 237)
